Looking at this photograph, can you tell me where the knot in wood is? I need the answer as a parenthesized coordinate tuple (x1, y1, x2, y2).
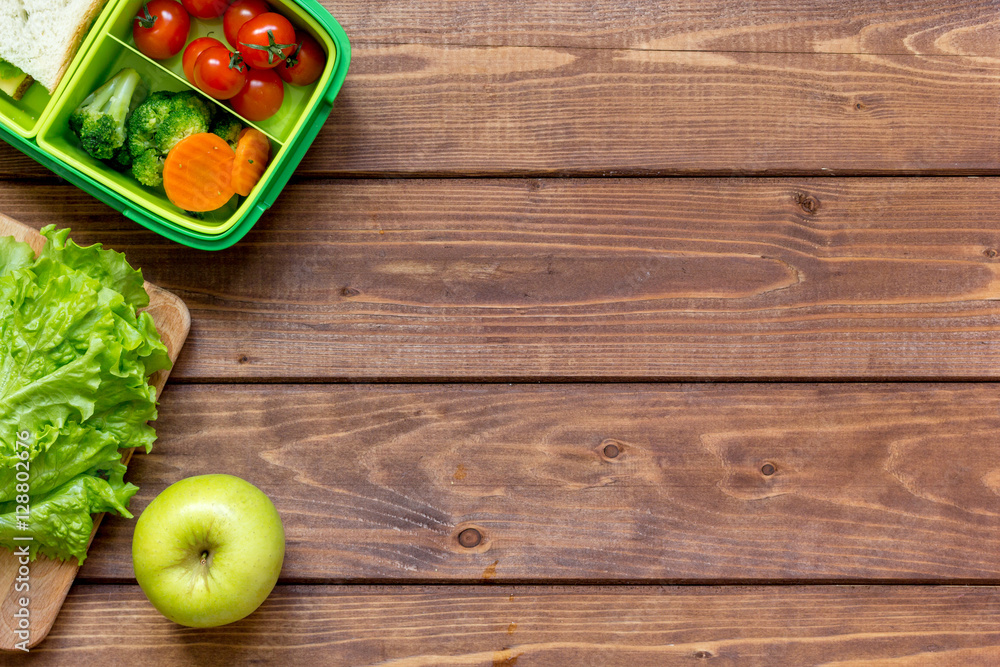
(600, 439, 625, 460)
(795, 193, 819, 215)
(458, 528, 483, 549)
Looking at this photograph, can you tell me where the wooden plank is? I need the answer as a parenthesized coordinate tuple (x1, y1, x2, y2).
(323, 0, 1000, 55)
(4, 42, 1000, 177)
(0, 214, 191, 650)
(297, 45, 1000, 176)
(5, 178, 1000, 381)
(11, 585, 1000, 663)
(74, 383, 1000, 583)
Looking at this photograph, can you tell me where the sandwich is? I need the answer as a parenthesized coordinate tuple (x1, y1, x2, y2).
(0, 0, 109, 97)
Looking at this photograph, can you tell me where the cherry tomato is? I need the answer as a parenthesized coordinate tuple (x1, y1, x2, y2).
(230, 68, 284, 121)
(183, 37, 225, 84)
(181, 0, 230, 19)
(194, 46, 247, 100)
(223, 0, 270, 48)
(277, 31, 326, 86)
(133, 0, 191, 60)
(237, 13, 297, 69)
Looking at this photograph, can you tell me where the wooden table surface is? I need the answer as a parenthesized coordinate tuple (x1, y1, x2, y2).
(4, 1, 1000, 664)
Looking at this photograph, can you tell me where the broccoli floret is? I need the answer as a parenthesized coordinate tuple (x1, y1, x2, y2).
(211, 116, 243, 150)
(156, 107, 209, 154)
(68, 107, 84, 136)
(171, 91, 214, 125)
(69, 68, 145, 160)
(132, 150, 165, 187)
(108, 144, 133, 172)
(147, 90, 174, 105)
(127, 91, 174, 158)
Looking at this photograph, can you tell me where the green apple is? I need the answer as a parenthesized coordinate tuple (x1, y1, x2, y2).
(131, 474, 285, 628)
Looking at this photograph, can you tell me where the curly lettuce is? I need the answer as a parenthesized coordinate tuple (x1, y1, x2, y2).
(0, 226, 169, 563)
(0, 472, 139, 563)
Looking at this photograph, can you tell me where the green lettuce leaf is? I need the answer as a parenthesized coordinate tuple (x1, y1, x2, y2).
(0, 472, 139, 564)
(0, 423, 120, 500)
(0, 237, 34, 274)
(39, 225, 149, 309)
(0, 60, 24, 81)
(0, 227, 168, 562)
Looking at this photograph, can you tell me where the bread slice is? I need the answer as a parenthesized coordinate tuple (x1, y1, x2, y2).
(0, 0, 109, 93)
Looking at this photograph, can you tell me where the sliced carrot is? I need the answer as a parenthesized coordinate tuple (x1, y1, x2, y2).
(231, 128, 271, 197)
(163, 133, 236, 212)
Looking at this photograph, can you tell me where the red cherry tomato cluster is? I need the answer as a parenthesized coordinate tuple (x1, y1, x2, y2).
(133, 0, 327, 122)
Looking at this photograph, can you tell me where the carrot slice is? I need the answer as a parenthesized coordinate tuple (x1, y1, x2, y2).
(231, 128, 271, 197)
(163, 133, 236, 212)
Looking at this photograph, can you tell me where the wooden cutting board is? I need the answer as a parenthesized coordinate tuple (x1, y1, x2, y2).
(0, 213, 190, 650)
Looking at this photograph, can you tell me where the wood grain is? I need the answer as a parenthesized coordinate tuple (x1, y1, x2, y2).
(323, 0, 1000, 55)
(5, 585, 998, 664)
(6, 40, 1000, 177)
(284, 45, 1000, 176)
(0, 215, 190, 650)
(68, 383, 1000, 583)
(5, 178, 1000, 381)
(1, 1, 996, 660)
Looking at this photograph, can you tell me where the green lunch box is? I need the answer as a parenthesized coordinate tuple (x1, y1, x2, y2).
(0, 0, 350, 250)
